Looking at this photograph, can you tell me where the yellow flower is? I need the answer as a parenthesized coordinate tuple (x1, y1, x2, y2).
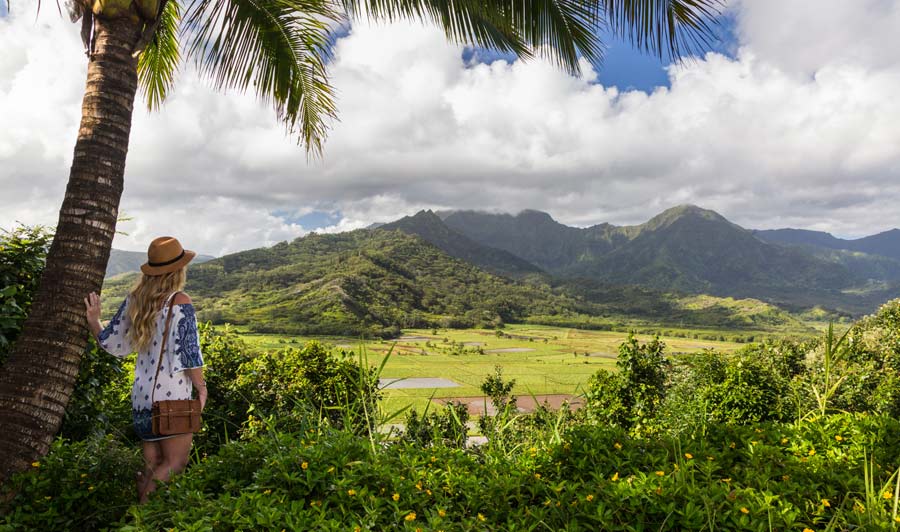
(821, 499, 830, 507)
(611, 472, 619, 481)
(729, 441, 736, 449)
(835, 435, 843, 442)
(438, 509, 446, 517)
(655, 471, 665, 476)
(31, 462, 40, 468)
(854, 501, 865, 513)
(477, 513, 486, 522)
(80, 473, 87, 478)
(263, 489, 272, 495)
(808, 449, 816, 456)
(884, 491, 893, 500)
(780, 437, 789, 445)
(347, 489, 357, 496)
(301, 462, 308, 470)
(894, 516, 900, 523)
(534, 473, 541, 480)
(430, 456, 437, 462)
(803, 528, 814, 532)
(740, 507, 749, 514)
(392, 493, 400, 502)
(722, 478, 731, 484)
(328, 466, 335, 473)
(706, 456, 714, 461)
(684, 453, 693, 460)
(426, 489, 432, 496)
(87, 487, 94, 491)
(354, 528, 361, 532)
(404, 512, 416, 522)
(585, 494, 594, 502)
(613, 442, 622, 450)
(44, 496, 52, 500)
(415, 481, 422, 490)
(782, 475, 790, 481)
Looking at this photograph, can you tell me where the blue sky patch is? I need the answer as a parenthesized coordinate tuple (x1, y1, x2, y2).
(463, 14, 738, 93)
(273, 209, 342, 230)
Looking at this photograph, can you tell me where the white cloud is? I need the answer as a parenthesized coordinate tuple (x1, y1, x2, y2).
(2, 4, 900, 256)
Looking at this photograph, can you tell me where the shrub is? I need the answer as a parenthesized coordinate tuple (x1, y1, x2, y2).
(233, 340, 382, 434)
(59, 338, 131, 442)
(402, 401, 469, 448)
(0, 225, 52, 365)
(0, 435, 141, 531)
(661, 349, 793, 436)
(582, 335, 669, 434)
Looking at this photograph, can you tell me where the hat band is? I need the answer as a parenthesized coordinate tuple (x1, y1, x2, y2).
(148, 250, 185, 267)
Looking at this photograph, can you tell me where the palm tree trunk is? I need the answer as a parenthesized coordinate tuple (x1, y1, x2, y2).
(0, 16, 142, 483)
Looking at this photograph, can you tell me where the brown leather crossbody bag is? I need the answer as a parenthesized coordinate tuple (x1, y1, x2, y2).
(150, 292, 202, 436)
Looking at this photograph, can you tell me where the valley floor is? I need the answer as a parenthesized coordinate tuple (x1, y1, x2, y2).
(239, 324, 748, 413)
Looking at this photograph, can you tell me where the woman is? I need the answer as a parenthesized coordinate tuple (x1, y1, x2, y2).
(85, 236, 207, 503)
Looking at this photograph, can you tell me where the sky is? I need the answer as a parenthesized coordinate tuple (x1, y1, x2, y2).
(2, 0, 900, 255)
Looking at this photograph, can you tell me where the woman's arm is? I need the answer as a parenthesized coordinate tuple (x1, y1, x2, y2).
(85, 293, 133, 357)
(184, 367, 207, 410)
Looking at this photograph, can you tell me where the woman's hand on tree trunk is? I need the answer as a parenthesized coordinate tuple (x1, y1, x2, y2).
(84, 292, 102, 337)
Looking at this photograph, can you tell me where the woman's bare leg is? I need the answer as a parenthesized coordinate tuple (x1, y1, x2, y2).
(143, 433, 193, 500)
(138, 441, 163, 502)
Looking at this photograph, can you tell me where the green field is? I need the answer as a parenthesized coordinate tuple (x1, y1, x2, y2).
(239, 324, 745, 413)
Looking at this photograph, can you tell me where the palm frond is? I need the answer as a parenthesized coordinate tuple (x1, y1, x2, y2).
(183, 0, 338, 156)
(601, 0, 722, 60)
(137, 0, 182, 111)
(341, 0, 532, 61)
(343, 0, 718, 73)
(512, 0, 606, 74)
(341, 0, 611, 75)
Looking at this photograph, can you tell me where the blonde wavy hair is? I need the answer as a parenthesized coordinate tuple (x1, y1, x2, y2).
(127, 268, 187, 352)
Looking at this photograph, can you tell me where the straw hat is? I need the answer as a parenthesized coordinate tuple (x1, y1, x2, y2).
(141, 236, 196, 275)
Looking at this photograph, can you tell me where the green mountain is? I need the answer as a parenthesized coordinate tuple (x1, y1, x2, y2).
(754, 228, 900, 261)
(106, 248, 214, 278)
(441, 209, 621, 271)
(441, 205, 896, 314)
(162, 229, 566, 336)
(379, 210, 544, 278)
(577, 205, 851, 295)
(445, 205, 849, 291)
(101, 227, 808, 337)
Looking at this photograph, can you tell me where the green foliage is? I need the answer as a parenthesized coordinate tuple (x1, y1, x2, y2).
(479, 365, 516, 411)
(233, 340, 381, 434)
(402, 401, 469, 449)
(7, 413, 887, 531)
(828, 298, 900, 416)
(58, 338, 130, 442)
(0, 225, 52, 365)
(661, 349, 794, 436)
(0, 435, 141, 531)
(583, 335, 669, 434)
(192, 322, 257, 454)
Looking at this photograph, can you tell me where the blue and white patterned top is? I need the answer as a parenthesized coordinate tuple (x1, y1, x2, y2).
(98, 292, 204, 440)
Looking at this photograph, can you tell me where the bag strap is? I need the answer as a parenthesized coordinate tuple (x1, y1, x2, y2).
(151, 292, 180, 404)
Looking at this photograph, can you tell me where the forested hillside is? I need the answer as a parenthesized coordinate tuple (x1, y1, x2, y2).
(102, 227, 810, 337)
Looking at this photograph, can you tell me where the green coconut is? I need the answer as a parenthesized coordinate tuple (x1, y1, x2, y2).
(91, 0, 134, 18)
(134, 0, 159, 20)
